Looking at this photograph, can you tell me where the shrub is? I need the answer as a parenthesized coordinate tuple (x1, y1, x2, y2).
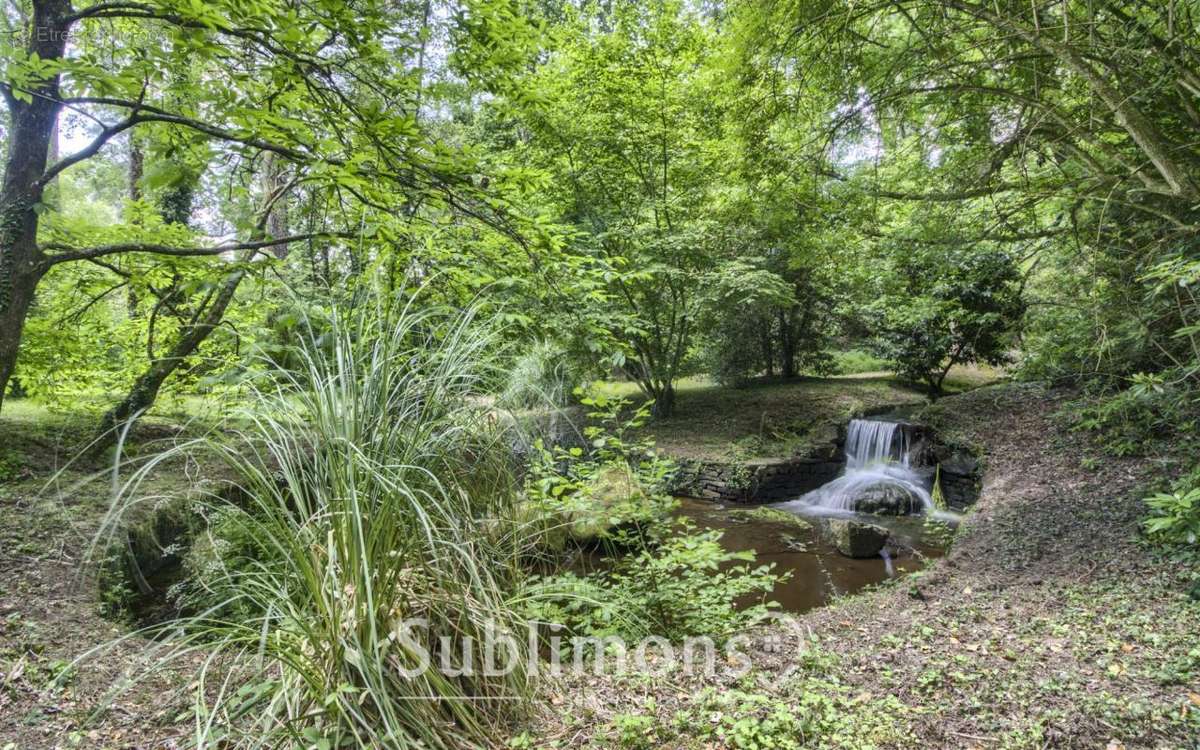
(1143, 487, 1200, 547)
(1071, 375, 1199, 457)
(524, 520, 783, 644)
(867, 246, 1024, 396)
(518, 393, 783, 643)
(521, 393, 676, 550)
(605, 523, 782, 641)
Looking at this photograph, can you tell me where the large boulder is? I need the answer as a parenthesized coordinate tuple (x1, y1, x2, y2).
(852, 482, 925, 515)
(826, 519, 889, 558)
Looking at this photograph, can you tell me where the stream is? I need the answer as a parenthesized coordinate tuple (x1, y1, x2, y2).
(676, 498, 947, 613)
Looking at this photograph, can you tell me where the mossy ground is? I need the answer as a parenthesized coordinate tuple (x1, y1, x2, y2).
(594, 364, 999, 461)
(0, 403, 213, 749)
(727, 506, 813, 531)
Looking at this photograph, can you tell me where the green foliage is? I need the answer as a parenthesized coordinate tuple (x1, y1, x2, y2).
(1143, 488, 1200, 548)
(96, 297, 534, 750)
(498, 340, 583, 410)
(521, 393, 676, 549)
(699, 257, 796, 386)
(688, 690, 808, 750)
(172, 506, 272, 620)
(675, 680, 907, 750)
(605, 523, 782, 641)
(1071, 376, 1199, 457)
(525, 519, 782, 644)
(0, 447, 22, 482)
(521, 394, 780, 642)
(930, 465, 946, 511)
(467, 0, 724, 416)
(866, 245, 1025, 396)
(608, 712, 658, 750)
(734, 0, 1200, 426)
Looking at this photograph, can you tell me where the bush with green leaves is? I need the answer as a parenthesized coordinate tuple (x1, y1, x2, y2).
(524, 518, 783, 644)
(1143, 487, 1200, 548)
(1071, 374, 1200, 457)
(866, 245, 1024, 397)
(520, 392, 676, 550)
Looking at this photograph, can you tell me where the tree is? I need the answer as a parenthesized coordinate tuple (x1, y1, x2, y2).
(0, 0, 498, 415)
(733, 0, 1200, 391)
(469, 0, 722, 416)
(867, 241, 1025, 397)
(697, 256, 795, 386)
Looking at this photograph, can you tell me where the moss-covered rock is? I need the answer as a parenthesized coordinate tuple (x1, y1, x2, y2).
(97, 494, 199, 621)
(826, 519, 889, 558)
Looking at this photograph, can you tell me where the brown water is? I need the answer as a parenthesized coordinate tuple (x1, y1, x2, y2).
(674, 498, 946, 613)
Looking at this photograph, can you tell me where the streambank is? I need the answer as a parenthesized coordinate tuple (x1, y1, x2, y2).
(532, 383, 1200, 748)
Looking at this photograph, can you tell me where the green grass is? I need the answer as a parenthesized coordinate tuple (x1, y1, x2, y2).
(828, 349, 891, 375)
(588, 360, 1002, 461)
(591, 375, 922, 461)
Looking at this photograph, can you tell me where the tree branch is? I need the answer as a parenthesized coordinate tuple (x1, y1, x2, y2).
(40, 232, 348, 266)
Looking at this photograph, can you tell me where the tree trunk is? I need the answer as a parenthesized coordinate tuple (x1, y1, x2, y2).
(262, 153, 290, 256)
(0, 256, 44, 410)
(779, 308, 798, 379)
(91, 263, 248, 452)
(128, 137, 144, 201)
(126, 136, 144, 317)
(650, 382, 675, 418)
(925, 375, 943, 401)
(759, 317, 774, 377)
(0, 0, 72, 412)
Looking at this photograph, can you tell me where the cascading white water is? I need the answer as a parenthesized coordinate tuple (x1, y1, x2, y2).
(844, 419, 907, 469)
(778, 418, 933, 514)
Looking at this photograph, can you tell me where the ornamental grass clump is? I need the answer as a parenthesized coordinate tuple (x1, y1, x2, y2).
(97, 296, 535, 749)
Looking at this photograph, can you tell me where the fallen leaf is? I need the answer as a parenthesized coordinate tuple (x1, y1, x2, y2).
(1187, 692, 1200, 707)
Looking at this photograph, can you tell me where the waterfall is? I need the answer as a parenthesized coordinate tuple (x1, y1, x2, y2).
(844, 418, 910, 469)
(777, 418, 932, 515)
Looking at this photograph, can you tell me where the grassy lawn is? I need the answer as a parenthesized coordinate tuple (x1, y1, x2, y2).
(593, 364, 1002, 462)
